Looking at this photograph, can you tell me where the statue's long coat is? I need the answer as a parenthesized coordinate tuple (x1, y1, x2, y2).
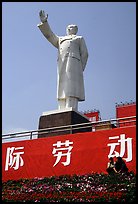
(37, 21, 88, 101)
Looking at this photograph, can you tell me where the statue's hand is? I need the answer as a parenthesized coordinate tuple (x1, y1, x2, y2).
(39, 10, 48, 23)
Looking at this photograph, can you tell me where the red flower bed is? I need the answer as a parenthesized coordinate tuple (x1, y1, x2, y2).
(2, 172, 136, 202)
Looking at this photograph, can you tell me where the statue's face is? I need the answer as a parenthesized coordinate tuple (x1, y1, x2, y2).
(66, 25, 78, 35)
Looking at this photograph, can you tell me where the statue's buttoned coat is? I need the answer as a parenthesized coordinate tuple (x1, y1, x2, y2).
(38, 21, 88, 101)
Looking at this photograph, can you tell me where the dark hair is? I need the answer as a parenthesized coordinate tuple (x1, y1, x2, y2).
(117, 157, 123, 162)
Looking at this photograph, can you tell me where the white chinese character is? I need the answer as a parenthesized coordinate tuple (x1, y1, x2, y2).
(5, 147, 24, 171)
(89, 116, 96, 122)
(52, 140, 73, 167)
(107, 134, 132, 162)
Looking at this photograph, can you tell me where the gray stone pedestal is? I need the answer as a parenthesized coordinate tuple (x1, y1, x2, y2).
(38, 108, 91, 138)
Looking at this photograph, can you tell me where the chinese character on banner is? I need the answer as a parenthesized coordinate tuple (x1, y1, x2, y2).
(107, 134, 132, 162)
(5, 147, 24, 171)
(52, 140, 73, 167)
(89, 116, 96, 122)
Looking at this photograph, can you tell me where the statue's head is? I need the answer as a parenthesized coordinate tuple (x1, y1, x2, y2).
(66, 24, 78, 35)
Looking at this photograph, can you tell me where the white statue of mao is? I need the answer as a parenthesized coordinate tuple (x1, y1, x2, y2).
(37, 10, 88, 111)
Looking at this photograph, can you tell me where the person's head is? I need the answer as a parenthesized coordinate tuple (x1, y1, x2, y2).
(66, 24, 78, 36)
(117, 156, 123, 162)
(109, 157, 114, 162)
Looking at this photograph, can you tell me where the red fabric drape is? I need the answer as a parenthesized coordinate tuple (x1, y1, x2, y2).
(2, 126, 136, 181)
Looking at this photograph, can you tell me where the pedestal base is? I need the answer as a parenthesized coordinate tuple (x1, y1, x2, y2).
(38, 108, 91, 138)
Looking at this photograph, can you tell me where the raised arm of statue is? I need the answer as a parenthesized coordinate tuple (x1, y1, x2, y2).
(37, 10, 59, 48)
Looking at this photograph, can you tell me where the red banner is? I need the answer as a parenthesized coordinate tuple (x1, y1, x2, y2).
(116, 103, 136, 118)
(116, 104, 136, 127)
(2, 126, 136, 181)
(84, 111, 99, 121)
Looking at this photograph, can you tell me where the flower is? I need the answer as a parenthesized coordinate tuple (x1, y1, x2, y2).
(2, 172, 136, 202)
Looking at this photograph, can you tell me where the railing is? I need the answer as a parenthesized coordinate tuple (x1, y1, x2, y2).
(2, 116, 136, 143)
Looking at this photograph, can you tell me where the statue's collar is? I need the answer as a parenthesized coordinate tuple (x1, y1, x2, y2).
(66, 34, 76, 39)
(68, 34, 76, 37)
(60, 35, 76, 44)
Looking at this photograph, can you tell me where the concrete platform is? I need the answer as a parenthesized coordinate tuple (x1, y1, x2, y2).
(38, 108, 92, 138)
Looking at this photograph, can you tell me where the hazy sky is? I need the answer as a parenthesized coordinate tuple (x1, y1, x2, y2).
(2, 2, 136, 134)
